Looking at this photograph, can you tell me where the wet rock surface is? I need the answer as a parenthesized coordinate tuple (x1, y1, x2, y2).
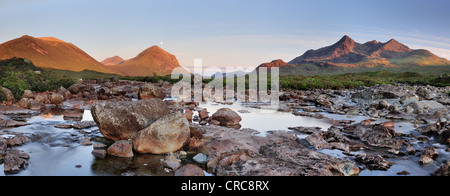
(0, 81, 449, 176)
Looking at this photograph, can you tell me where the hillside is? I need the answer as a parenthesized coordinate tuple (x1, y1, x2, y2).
(0, 35, 116, 73)
(107, 45, 186, 76)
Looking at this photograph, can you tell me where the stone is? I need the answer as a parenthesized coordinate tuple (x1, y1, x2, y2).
(315, 94, 332, 106)
(175, 164, 205, 176)
(63, 110, 84, 121)
(211, 108, 242, 127)
(432, 162, 450, 176)
(419, 147, 439, 164)
(193, 153, 208, 164)
(93, 143, 107, 149)
(3, 149, 30, 174)
(288, 126, 322, 135)
(342, 124, 402, 149)
(6, 135, 30, 146)
(91, 149, 107, 159)
(354, 154, 393, 171)
(22, 90, 34, 99)
(409, 101, 444, 114)
(400, 95, 419, 105)
(382, 121, 395, 128)
(1, 87, 15, 103)
(91, 99, 171, 141)
(138, 83, 166, 100)
(132, 112, 190, 154)
(72, 121, 97, 129)
(79, 137, 93, 146)
(200, 126, 359, 176)
(107, 140, 134, 158)
(198, 108, 209, 120)
(50, 94, 64, 105)
(0, 137, 7, 156)
(162, 153, 182, 170)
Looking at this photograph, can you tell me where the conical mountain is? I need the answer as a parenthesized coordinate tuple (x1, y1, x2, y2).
(0, 35, 115, 73)
(108, 45, 186, 76)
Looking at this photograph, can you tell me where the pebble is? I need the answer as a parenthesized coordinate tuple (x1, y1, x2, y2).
(193, 153, 208, 164)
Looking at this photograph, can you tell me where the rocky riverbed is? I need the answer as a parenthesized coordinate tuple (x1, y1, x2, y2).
(0, 79, 449, 176)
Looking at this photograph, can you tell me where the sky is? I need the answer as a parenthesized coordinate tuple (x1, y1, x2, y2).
(1, 0, 450, 69)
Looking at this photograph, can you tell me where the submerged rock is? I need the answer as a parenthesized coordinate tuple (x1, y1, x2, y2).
(132, 112, 190, 154)
(175, 164, 205, 176)
(91, 99, 171, 141)
(107, 140, 134, 158)
(354, 154, 393, 171)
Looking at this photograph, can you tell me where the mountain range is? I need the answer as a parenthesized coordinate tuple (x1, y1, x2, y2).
(258, 35, 450, 75)
(0, 35, 185, 76)
(1, 35, 449, 77)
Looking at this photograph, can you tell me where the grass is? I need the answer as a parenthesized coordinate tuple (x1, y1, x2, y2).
(0, 58, 77, 100)
(280, 71, 450, 90)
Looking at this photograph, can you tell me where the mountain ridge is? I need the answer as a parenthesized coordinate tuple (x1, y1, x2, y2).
(0, 35, 116, 73)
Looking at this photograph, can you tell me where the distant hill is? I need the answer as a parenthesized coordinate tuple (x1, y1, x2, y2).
(101, 56, 125, 66)
(261, 35, 450, 75)
(258, 59, 289, 70)
(0, 35, 116, 74)
(107, 45, 187, 76)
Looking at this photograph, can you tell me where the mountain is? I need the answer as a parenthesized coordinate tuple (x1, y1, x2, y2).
(101, 56, 125, 66)
(0, 35, 115, 73)
(258, 59, 289, 70)
(107, 45, 186, 76)
(271, 35, 450, 75)
(289, 35, 450, 68)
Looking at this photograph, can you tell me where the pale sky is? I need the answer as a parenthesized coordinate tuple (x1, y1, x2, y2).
(1, 0, 450, 68)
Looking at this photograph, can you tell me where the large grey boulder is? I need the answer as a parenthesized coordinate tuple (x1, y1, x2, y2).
(91, 99, 171, 141)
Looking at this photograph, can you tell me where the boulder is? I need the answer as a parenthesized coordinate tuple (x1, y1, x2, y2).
(1, 87, 15, 103)
(198, 108, 209, 120)
(138, 83, 166, 100)
(106, 140, 134, 158)
(50, 94, 64, 105)
(22, 90, 34, 99)
(91, 99, 171, 141)
(211, 108, 242, 127)
(132, 112, 190, 154)
(315, 94, 332, 106)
